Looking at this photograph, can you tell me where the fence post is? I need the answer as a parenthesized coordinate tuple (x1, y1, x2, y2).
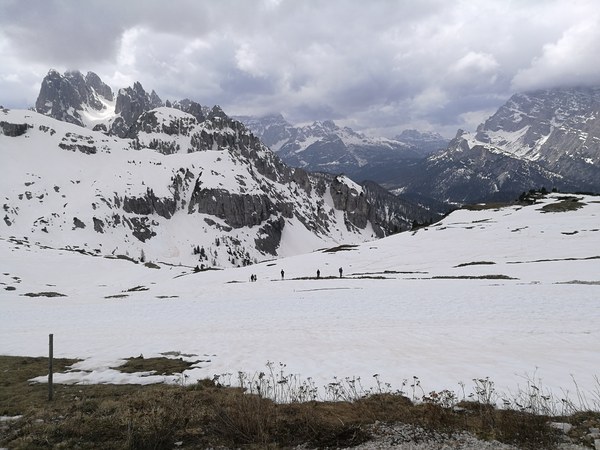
(48, 333, 53, 401)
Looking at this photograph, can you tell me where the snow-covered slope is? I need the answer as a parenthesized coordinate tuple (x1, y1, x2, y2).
(1, 106, 431, 268)
(1, 193, 599, 402)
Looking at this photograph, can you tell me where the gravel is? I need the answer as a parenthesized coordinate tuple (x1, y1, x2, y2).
(338, 422, 591, 450)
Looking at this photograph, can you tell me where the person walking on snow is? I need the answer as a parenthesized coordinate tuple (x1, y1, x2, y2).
(316, 269, 320, 279)
(339, 267, 343, 278)
(281, 269, 285, 280)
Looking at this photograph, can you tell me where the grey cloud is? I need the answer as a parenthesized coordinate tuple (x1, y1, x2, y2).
(1, 0, 599, 137)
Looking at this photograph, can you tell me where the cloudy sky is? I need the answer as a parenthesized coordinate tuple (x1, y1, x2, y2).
(1, 0, 599, 137)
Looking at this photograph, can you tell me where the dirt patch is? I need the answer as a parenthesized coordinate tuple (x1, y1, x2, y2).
(21, 291, 66, 298)
(455, 261, 496, 268)
(112, 356, 197, 375)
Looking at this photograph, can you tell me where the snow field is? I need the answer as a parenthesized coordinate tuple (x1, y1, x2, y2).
(1, 193, 599, 406)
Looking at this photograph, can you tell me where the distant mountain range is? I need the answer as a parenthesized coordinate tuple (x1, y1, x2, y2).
(0, 70, 439, 268)
(237, 114, 449, 186)
(240, 88, 600, 204)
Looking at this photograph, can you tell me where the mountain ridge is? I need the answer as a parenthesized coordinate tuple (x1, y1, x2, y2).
(237, 114, 449, 194)
(1, 71, 439, 268)
(385, 87, 600, 203)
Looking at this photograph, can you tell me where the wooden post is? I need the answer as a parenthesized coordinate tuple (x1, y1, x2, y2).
(48, 333, 53, 401)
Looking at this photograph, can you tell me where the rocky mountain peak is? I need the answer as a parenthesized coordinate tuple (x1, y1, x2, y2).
(393, 86, 600, 205)
(149, 90, 162, 108)
(467, 86, 600, 191)
(235, 113, 296, 150)
(394, 129, 450, 156)
(1, 102, 438, 268)
(112, 81, 164, 137)
(35, 69, 114, 127)
(171, 98, 205, 122)
(320, 120, 337, 131)
(85, 71, 113, 101)
(207, 105, 227, 120)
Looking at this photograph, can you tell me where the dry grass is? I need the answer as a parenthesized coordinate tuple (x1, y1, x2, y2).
(113, 355, 197, 375)
(461, 202, 515, 211)
(540, 197, 586, 212)
(2, 355, 599, 449)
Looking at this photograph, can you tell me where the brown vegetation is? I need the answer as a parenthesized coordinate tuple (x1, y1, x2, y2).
(1, 356, 599, 449)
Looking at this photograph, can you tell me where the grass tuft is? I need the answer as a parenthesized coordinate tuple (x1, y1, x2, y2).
(2, 356, 599, 449)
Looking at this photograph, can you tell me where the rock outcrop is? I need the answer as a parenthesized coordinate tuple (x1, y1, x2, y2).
(0, 120, 30, 137)
(35, 70, 114, 127)
(111, 82, 163, 138)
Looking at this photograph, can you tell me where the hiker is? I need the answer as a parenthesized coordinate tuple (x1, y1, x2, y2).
(316, 269, 320, 279)
(339, 267, 343, 278)
(281, 269, 285, 280)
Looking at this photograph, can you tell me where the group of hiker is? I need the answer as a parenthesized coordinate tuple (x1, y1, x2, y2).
(250, 267, 344, 282)
(315, 267, 343, 279)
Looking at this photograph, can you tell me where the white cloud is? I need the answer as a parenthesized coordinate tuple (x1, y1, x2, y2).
(451, 52, 499, 78)
(511, 17, 600, 91)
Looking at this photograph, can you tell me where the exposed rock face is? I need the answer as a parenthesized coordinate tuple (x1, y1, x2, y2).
(396, 131, 573, 204)
(123, 188, 177, 220)
(255, 216, 285, 255)
(329, 176, 370, 230)
(172, 99, 205, 122)
(392, 87, 600, 204)
(85, 72, 113, 102)
(361, 180, 429, 233)
(73, 217, 85, 229)
(93, 217, 104, 233)
(127, 216, 157, 242)
(328, 177, 427, 236)
(292, 168, 312, 194)
(472, 87, 600, 193)
(188, 188, 276, 229)
(35, 70, 114, 127)
(0, 121, 30, 137)
(112, 82, 163, 137)
(116, 106, 435, 253)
